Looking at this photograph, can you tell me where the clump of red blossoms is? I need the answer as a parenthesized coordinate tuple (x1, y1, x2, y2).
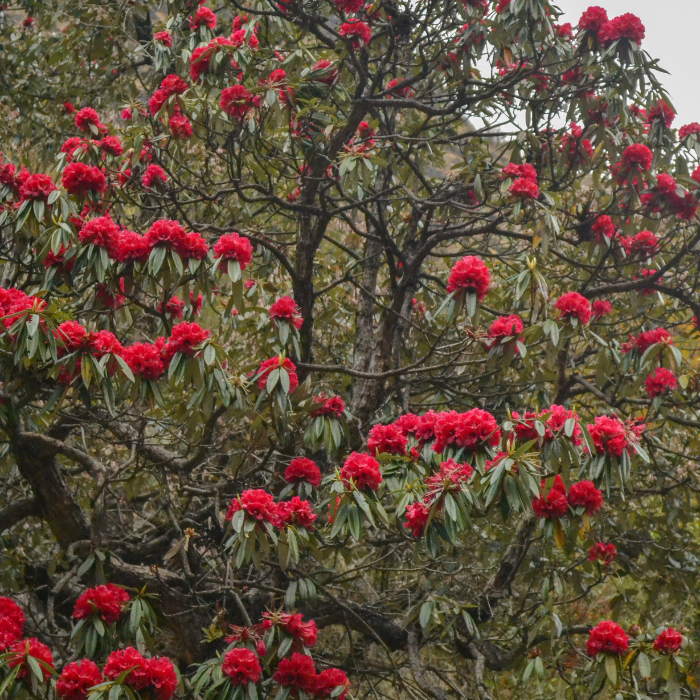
(79, 216, 120, 251)
(511, 405, 582, 445)
(99, 136, 123, 157)
(256, 356, 299, 393)
(143, 164, 168, 189)
(122, 343, 165, 380)
(340, 452, 383, 491)
(153, 30, 172, 47)
(567, 480, 603, 514)
(647, 99, 675, 127)
(213, 232, 254, 270)
(269, 296, 303, 329)
(285, 457, 322, 487)
(62, 163, 107, 197)
(532, 475, 569, 519)
(588, 415, 643, 457)
(502, 162, 539, 199)
(190, 5, 217, 29)
(446, 256, 490, 299)
(104, 648, 177, 700)
(75, 107, 107, 134)
(220, 85, 255, 119)
(432, 408, 501, 454)
(598, 13, 645, 47)
(579, 6, 608, 35)
(612, 143, 653, 183)
(263, 612, 318, 648)
(367, 423, 408, 456)
(311, 395, 345, 417)
(487, 314, 524, 348)
(589, 542, 617, 564)
(163, 322, 210, 359)
(56, 659, 104, 700)
(425, 459, 474, 497)
(404, 501, 431, 537)
(333, 0, 365, 12)
(620, 230, 659, 259)
(555, 291, 591, 325)
(55, 321, 91, 355)
(73, 583, 130, 625)
(591, 214, 615, 241)
(591, 300, 612, 319)
(7, 638, 55, 681)
(273, 652, 318, 694)
(622, 327, 672, 354)
(0, 598, 25, 652)
(386, 78, 415, 98)
(339, 19, 372, 47)
(679, 122, 700, 141)
(276, 496, 317, 529)
(90, 330, 123, 358)
(227, 489, 278, 523)
(222, 648, 262, 685)
(586, 621, 629, 656)
(653, 628, 684, 655)
(644, 367, 678, 398)
(170, 109, 193, 139)
(19, 173, 57, 201)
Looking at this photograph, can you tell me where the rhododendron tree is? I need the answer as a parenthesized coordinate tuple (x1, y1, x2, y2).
(2, 0, 700, 699)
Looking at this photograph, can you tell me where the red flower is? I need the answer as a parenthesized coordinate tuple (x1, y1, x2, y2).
(270, 296, 303, 330)
(264, 612, 318, 648)
(340, 452, 383, 491)
(56, 659, 103, 700)
(404, 502, 430, 537)
(622, 328, 673, 354)
(104, 648, 150, 690)
(63, 163, 107, 197)
(75, 107, 106, 133)
(55, 321, 91, 355)
(159, 295, 185, 319)
(591, 300, 612, 319)
(90, 330, 123, 358)
(510, 178, 539, 199)
(502, 163, 538, 183)
(426, 459, 474, 496)
(598, 13, 645, 47)
(149, 89, 169, 115)
(213, 232, 254, 269)
(367, 423, 408, 456)
(0, 598, 25, 652)
(163, 322, 210, 359)
(227, 489, 278, 523)
(276, 497, 317, 529)
(99, 136, 123, 156)
(121, 343, 165, 380)
(64, 101, 76, 113)
(7, 638, 55, 681)
(446, 256, 490, 299)
(273, 652, 318, 693)
(679, 123, 700, 140)
(532, 475, 569, 519)
(145, 219, 189, 256)
(555, 291, 591, 325)
(311, 395, 345, 417)
(432, 408, 501, 454)
(620, 230, 659, 259)
(142, 164, 168, 189)
(487, 314, 524, 346)
(314, 668, 350, 699)
(339, 20, 372, 46)
(222, 648, 261, 685)
(190, 6, 217, 29)
(73, 584, 130, 625)
(256, 356, 299, 393)
(121, 108, 133, 120)
(170, 111, 193, 139)
(644, 367, 678, 398)
(653, 628, 684, 655)
(647, 99, 675, 127)
(588, 415, 637, 457)
(386, 78, 414, 98)
(589, 542, 617, 564)
(612, 143, 652, 183)
(148, 657, 178, 700)
(19, 173, 57, 201)
(285, 457, 321, 487)
(591, 215, 615, 241)
(579, 6, 608, 34)
(586, 621, 629, 656)
(333, 0, 365, 12)
(160, 74, 188, 96)
(79, 217, 120, 252)
(220, 85, 255, 119)
(567, 481, 603, 514)
(112, 230, 151, 263)
(311, 59, 339, 85)
(154, 30, 172, 47)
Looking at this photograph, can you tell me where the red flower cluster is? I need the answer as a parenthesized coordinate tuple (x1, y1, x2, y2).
(62, 163, 106, 197)
(163, 322, 210, 360)
(591, 300, 612, 319)
(568, 480, 603, 514)
(276, 496, 317, 529)
(143, 164, 168, 189)
(311, 395, 345, 417)
(222, 648, 261, 685)
(256, 357, 299, 393)
(121, 343, 165, 380)
(333, 0, 365, 12)
(154, 30, 172, 47)
(285, 457, 322, 487)
(99, 136, 123, 156)
(586, 621, 629, 656)
(531, 475, 569, 519)
(220, 84, 255, 119)
(425, 458, 474, 494)
(620, 230, 659, 259)
(263, 612, 318, 647)
(367, 423, 408, 456)
(170, 109, 193, 139)
(404, 502, 431, 537)
(502, 163, 539, 199)
(386, 78, 414, 98)
(72, 584, 130, 625)
(647, 99, 675, 127)
(0, 597, 25, 652)
(19, 173, 57, 201)
(591, 214, 615, 241)
(270, 296, 303, 330)
(190, 5, 217, 30)
(190, 37, 233, 82)
(561, 122, 593, 159)
(644, 367, 677, 398)
(511, 404, 582, 445)
(555, 291, 592, 325)
(55, 321, 91, 355)
(56, 659, 103, 700)
(598, 13, 645, 47)
(622, 327, 672, 354)
(588, 415, 643, 457)
(273, 652, 349, 697)
(104, 648, 177, 700)
(432, 408, 501, 453)
(446, 256, 490, 299)
(213, 232, 254, 270)
(75, 107, 107, 134)
(340, 452, 383, 491)
(612, 143, 653, 183)
(0, 286, 46, 331)
(79, 216, 120, 251)
(311, 59, 339, 86)
(679, 122, 700, 141)
(653, 628, 684, 655)
(579, 6, 608, 34)
(7, 638, 55, 681)
(487, 314, 524, 348)
(589, 542, 617, 564)
(339, 20, 372, 46)
(145, 219, 209, 260)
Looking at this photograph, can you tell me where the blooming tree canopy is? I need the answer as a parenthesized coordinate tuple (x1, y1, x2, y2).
(0, 0, 699, 698)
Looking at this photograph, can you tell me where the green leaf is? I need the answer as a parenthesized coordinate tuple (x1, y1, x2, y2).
(604, 655, 617, 685)
(419, 600, 433, 629)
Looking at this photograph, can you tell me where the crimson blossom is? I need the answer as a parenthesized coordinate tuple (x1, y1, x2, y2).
(586, 621, 629, 656)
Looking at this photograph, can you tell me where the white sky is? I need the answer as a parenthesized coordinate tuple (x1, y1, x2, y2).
(554, 0, 700, 127)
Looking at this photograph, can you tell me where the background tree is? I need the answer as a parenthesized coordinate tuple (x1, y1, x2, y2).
(1, 0, 700, 699)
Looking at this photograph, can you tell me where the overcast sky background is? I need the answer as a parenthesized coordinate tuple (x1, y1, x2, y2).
(554, 0, 699, 126)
